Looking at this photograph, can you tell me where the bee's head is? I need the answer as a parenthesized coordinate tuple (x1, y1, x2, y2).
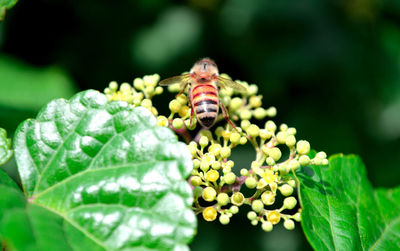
(190, 58, 219, 83)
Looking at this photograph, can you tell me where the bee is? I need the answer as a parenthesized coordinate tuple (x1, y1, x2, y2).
(159, 58, 247, 129)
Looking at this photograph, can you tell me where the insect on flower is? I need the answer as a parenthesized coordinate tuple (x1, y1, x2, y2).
(159, 58, 247, 128)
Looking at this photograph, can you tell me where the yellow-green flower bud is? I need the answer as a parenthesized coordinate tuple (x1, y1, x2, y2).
(266, 157, 275, 166)
(231, 192, 245, 206)
(224, 172, 236, 185)
(222, 166, 231, 174)
(203, 207, 217, 222)
(205, 169, 220, 182)
(230, 132, 241, 144)
(199, 136, 209, 148)
(322, 159, 329, 165)
(261, 191, 275, 205)
(211, 161, 221, 170)
(156, 116, 169, 127)
(266, 106, 277, 117)
(221, 130, 231, 141)
(284, 219, 295, 230)
(279, 184, 294, 196)
(230, 97, 243, 110)
(219, 214, 230, 225)
(240, 109, 252, 120)
(249, 95, 262, 108)
(169, 99, 181, 113)
(289, 159, 300, 170)
(172, 118, 184, 129)
(269, 147, 282, 161)
(296, 140, 310, 155)
(248, 84, 258, 95)
(239, 136, 248, 145)
(247, 211, 257, 221)
(316, 151, 327, 159)
(251, 220, 258, 226)
(120, 83, 132, 93)
(247, 124, 260, 138)
(240, 169, 249, 176)
(278, 163, 289, 175)
(203, 187, 217, 202)
(245, 177, 257, 189)
(280, 123, 288, 131)
(267, 211, 281, 225)
(209, 144, 221, 156)
(200, 160, 210, 172)
(109, 81, 118, 91)
(176, 94, 188, 105)
(283, 197, 297, 210)
(299, 155, 310, 166)
(191, 176, 202, 186)
(193, 159, 200, 169)
(265, 120, 277, 132)
(262, 221, 273, 232)
(226, 160, 234, 168)
(286, 135, 296, 147)
(288, 179, 296, 187)
(259, 129, 272, 140)
(314, 157, 323, 165)
(141, 99, 152, 109)
(287, 127, 296, 135)
(155, 86, 163, 95)
(276, 131, 288, 144)
(230, 205, 239, 214)
(241, 120, 251, 131)
(179, 106, 190, 118)
(217, 193, 230, 206)
(251, 200, 264, 213)
(294, 212, 301, 222)
(220, 147, 231, 158)
(133, 78, 144, 90)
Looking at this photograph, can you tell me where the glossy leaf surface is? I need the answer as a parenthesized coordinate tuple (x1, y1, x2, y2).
(298, 154, 400, 251)
(14, 90, 196, 250)
(0, 128, 12, 166)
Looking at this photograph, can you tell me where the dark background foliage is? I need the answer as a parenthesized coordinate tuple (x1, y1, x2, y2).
(1, 0, 400, 250)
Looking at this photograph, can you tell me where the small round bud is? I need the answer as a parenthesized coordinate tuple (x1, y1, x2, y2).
(251, 220, 258, 226)
(283, 197, 297, 210)
(155, 86, 163, 95)
(316, 151, 327, 159)
(231, 192, 245, 206)
(322, 159, 329, 165)
(109, 81, 118, 90)
(176, 94, 188, 105)
(239, 136, 248, 145)
(217, 193, 230, 206)
(314, 157, 323, 165)
(285, 135, 296, 147)
(133, 78, 144, 90)
(205, 170, 220, 182)
(251, 200, 264, 213)
(266, 157, 275, 166)
(169, 99, 181, 113)
(226, 160, 234, 168)
(203, 207, 217, 222)
(241, 120, 251, 131)
(266, 107, 277, 117)
(265, 120, 277, 132)
(221, 130, 231, 141)
(219, 214, 230, 225)
(172, 118, 184, 129)
(178, 106, 190, 117)
(248, 84, 258, 95)
(200, 160, 210, 172)
(240, 109, 252, 120)
(296, 140, 310, 155)
(141, 99, 152, 109)
(230, 97, 243, 110)
(245, 177, 257, 189)
(224, 172, 236, 185)
(267, 211, 281, 225)
(249, 96, 262, 108)
(276, 131, 288, 144)
(284, 219, 295, 230)
(280, 123, 288, 131)
(289, 160, 300, 170)
(203, 187, 217, 202)
(222, 166, 231, 174)
(220, 147, 231, 158)
(259, 129, 272, 140)
(208, 144, 221, 156)
(261, 191, 275, 205)
(190, 176, 202, 186)
(156, 116, 169, 127)
(294, 212, 302, 222)
(120, 83, 132, 93)
(211, 161, 221, 170)
(262, 221, 273, 232)
(279, 184, 294, 196)
(247, 124, 260, 138)
(269, 147, 282, 161)
(278, 163, 289, 175)
(240, 169, 249, 176)
(230, 132, 241, 144)
(253, 107, 266, 120)
(199, 136, 209, 148)
(247, 211, 257, 221)
(299, 155, 310, 166)
(192, 159, 200, 169)
(230, 205, 239, 214)
(287, 127, 296, 135)
(288, 179, 296, 187)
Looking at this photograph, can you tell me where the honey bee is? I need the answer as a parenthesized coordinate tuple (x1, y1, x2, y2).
(159, 58, 246, 128)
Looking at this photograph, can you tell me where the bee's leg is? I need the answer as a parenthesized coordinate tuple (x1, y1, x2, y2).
(175, 83, 189, 98)
(219, 102, 237, 130)
(189, 106, 194, 127)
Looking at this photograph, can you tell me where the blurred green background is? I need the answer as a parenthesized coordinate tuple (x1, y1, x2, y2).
(1, 0, 400, 250)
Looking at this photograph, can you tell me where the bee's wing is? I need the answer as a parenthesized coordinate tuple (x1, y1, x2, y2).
(217, 76, 247, 93)
(159, 73, 191, 87)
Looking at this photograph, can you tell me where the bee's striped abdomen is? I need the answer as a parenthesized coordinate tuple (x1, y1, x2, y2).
(191, 84, 219, 128)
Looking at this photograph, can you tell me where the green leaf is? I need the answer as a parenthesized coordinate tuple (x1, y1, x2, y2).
(0, 55, 77, 110)
(14, 90, 196, 250)
(298, 154, 400, 251)
(0, 128, 12, 166)
(0, 0, 17, 9)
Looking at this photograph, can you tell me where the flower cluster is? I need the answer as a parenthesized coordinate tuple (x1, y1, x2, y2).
(103, 73, 328, 232)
